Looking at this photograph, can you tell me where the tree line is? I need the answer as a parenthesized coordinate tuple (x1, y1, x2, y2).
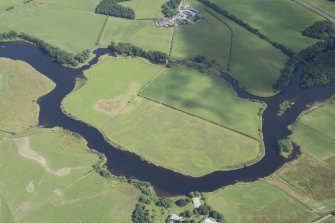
(303, 20, 335, 40)
(198, 0, 294, 57)
(95, 0, 135, 19)
(273, 39, 335, 90)
(161, 0, 182, 18)
(108, 42, 168, 64)
(0, 31, 90, 66)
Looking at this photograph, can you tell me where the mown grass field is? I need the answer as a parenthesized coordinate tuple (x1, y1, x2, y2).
(64, 57, 263, 176)
(278, 155, 335, 212)
(290, 99, 335, 160)
(120, 0, 166, 19)
(305, 0, 335, 17)
(100, 18, 173, 54)
(0, 58, 54, 133)
(35, 0, 100, 12)
(172, 0, 287, 96)
(0, 128, 138, 223)
(141, 66, 264, 138)
(209, 0, 321, 51)
(0, 2, 105, 53)
(0, 0, 23, 12)
(207, 181, 319, 223)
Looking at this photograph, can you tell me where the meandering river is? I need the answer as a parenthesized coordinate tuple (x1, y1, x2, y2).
(1, 41, 335, 195)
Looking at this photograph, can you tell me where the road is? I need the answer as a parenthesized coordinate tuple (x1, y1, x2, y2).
(313, 214, 332, 223)
(294, 0, 335, 23)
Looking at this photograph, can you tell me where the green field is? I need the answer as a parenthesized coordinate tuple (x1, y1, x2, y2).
(0, 70, 7, 91)
(0, 128, 138, 223)
(0, 58, 54, 133)
(207, 181, 319, 223)
(0, 0, 23, 12)
(120, 0, 166, 19)
(209, 0, 321, 51)
(35, 0, 100, 12)
(278, 155, 335, 211)
(0, 2, 105, 53)
(100, 18, 173, 54)
(290, 99, 335, 160)
(141, 66, 264, 138)
(305, 0, 335, 17)
(64, 57, 263, 176)
(171, 1, 287, 96)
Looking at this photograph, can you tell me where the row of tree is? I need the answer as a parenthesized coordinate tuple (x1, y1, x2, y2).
(303, 20, 335, 39)
(0, 31, 90, 66)
(108, 42, 168, 64)
(161, 0, 182, 18)
(198, 0, 294, 56)
(95, 0, 135, 19)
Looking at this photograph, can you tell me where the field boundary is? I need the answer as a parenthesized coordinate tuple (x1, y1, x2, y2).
(138, 94, 258, 141)
(45, 3, 95, 14)
(296, 122, 335, 143)
(168, 26, 176, 57)
(293, 0, 335, 23)
(96, 16, 109, 45)
(205, 8, 233, 70)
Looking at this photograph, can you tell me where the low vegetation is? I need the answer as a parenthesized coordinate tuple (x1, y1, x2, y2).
(303, 20, 335, 39)
(277, 100, 294, 116)
(95, 0, 136, 19)
(277, 138, 294, 158)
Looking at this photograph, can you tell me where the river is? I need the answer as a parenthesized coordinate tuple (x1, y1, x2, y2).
(1, 41, 335, 195)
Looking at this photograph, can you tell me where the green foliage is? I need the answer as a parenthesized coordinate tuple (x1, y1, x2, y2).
(176, 198, 189, 207)
(277, 138, 293, 158)
(156, 197, 172, 208)
(303, 20, 335, 39)
(277, 100, 292, 116)
(128, 178, 152, 195)
(109, 41, 168, 63)
(196, 205, 211, 215)
(95, 0, 135, 19)
(161, 0, 181, 18)
(132, 203, 154, 223)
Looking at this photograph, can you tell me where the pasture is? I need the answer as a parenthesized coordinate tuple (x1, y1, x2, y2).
(100, 18, 173, 54)
(35, 0, 100, 12)
(0, 2, 105, 53)
(64, 57, 263, 176)
(207, 181, 319, 223)
(0, 0, 23, 12)
(141, 65, 264, 138)
(278, 155, 335, 211)
(290, 99, 335, 160)
(0, 58, 54, 133)
(0, 128, 138, 223)
(120, 0, 166, 19)
(305, 0, 335, 17)
(209, 0, 321, 51)
(171, 1, 287, 96)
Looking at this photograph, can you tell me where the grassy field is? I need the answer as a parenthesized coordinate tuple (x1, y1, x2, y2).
(207, 181, 319, 223)
(0, 58, 54, 133)
(0, 128, 139, 223)
(171, 1, 287, 96)
(305, 0, 335, 17)
(35, 0, 100, 12)
(0, 0, 23, 12)
(278, 155, 335, 211)
(120, 0, 166, 19)
(209, 0, 321, 51)
(290, 99, 335, 160)
(141, 66, 264, 138)
(100, 18, 173, 54)
(64, 56, 263, 176)
(0, 2, 105, 53)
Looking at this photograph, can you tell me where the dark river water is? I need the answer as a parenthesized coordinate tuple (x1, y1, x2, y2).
(1, 41, 335, 195)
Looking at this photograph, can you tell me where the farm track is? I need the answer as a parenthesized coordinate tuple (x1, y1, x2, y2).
(294, 0, 335, 23)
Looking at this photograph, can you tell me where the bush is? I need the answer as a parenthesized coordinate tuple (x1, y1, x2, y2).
(303, 21, 335, 39)
(161, 0, 182, 18)
(175, 198, 189, 207)
(155, 198, 172, 208)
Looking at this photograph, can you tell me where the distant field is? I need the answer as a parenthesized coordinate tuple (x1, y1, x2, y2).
(64, 57, 263, 176)
(0, 71, 7, 91)
(120, 0, 165, 19)
(291, 99, 335, 160)
(304, 0, 335, 17)
(0, 0, 23, 12)
(0, 58, 54, 133)
(278, 155, 335, 211)
(207, 181, 319, 223)
(209, 0, 321, 51)
(0, 3, 105, 53)
(141, 66, 264, 138)
(171, 1, 287, 96)
(100, 18, 173, 54)
(0, 128, 138, 223)
(35, 0, 100, 12)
